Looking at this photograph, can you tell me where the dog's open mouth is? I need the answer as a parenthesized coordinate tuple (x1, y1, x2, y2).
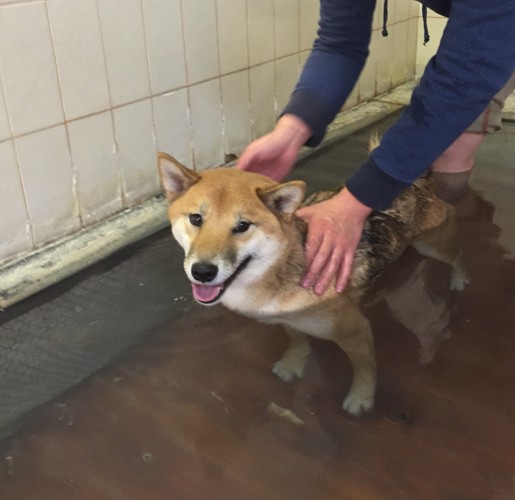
(191, 256, 251, 304)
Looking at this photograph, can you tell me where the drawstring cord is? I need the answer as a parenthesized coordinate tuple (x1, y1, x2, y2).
(382, 1, 430, 45)
(422, 5, 430, 45)
(382, 0, 389, 37)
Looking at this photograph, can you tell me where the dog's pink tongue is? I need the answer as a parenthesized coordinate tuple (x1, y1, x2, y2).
(191, 283, 222, 303)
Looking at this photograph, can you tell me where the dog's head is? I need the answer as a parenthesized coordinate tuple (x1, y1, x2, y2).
(158, 153, 306, 306)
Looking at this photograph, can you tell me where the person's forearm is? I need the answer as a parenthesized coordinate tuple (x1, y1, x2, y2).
(275, 114, 313, 149)
(282, 0, 376, 147)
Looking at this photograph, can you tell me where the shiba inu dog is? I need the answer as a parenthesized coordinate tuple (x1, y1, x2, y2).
(157, 151, 468, 416)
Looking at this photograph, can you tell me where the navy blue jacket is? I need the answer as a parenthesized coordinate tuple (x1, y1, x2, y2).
(282, 0, 515, 210)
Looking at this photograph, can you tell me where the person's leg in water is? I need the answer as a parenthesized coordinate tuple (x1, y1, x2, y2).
(431, 72, 515, 204)
(431, 132, 484, 204)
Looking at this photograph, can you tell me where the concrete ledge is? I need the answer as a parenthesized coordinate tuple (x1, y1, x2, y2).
(0, 197, 169, 309)
(0, 82, 413, 309)
(503, 89, 515, 121)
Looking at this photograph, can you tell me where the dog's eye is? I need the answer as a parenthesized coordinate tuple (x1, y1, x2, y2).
(189, 213, 203, 227)
(233, 221, 251, 234)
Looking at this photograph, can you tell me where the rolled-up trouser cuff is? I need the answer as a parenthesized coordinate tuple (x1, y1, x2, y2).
(468, 71, 515, 133)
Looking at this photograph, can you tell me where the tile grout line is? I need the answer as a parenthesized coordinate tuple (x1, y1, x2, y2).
(213, 0, 226, 161)
(95, 0, 126, 209)
(139, 0, 160, 187)
(178, 0, 194, 169)
(0, 11, 34, 253)
(44, 0, 83, 229)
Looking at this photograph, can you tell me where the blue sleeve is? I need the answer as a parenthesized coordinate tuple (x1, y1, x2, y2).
(347, 0, 515, 210)
(281, 0, 376, 146)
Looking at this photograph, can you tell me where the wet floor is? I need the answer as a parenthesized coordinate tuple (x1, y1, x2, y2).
(0, 114, 514, 499)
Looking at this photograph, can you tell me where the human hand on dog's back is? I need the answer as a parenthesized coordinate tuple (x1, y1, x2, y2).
(237, 113, 372, 295)
(236, 114, 311, 181)
(297, 188, 371, 295)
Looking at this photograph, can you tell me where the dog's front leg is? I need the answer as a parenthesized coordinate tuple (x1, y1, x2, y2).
(272, 326, 312, 383)
(333, 309, 376, 416)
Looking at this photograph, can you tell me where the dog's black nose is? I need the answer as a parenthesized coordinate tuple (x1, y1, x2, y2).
(191, 262, 218, 283)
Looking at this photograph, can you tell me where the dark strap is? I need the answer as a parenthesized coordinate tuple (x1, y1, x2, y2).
(382, 0, 389, 37)
(422, 5, 430, 45)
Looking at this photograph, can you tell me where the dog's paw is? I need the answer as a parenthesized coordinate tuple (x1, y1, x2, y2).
(450, 273, 470, 292)
(272, 357, 306, 383)
(342, 393, 374, 416)
(450, 260, 470, 292)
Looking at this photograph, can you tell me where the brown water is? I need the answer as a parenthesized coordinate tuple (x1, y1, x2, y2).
(0, 116, 514, 499)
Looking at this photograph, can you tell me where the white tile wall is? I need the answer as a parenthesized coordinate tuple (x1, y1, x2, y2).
(142, 0, 187, 95)
(392, 20, 409, 88)
(0, 140, 31, 263)
(15, 126, 79, 245)
(98, 0, 151, 106)
(182, 0, 219, 84)
(189, 79, 224, 168)
(407, 18, 419, 82)
(249, 62, 275, 139)
(153, 89, 193, 167)
(0, 0, 420, 265)
(394, 0, 412, 23)
(217, 0, 248, 75)
(375, 29, 394, 95)
(299, 0, 319, 52)
(275, 0, 299, 58)
(248, 0, 275, 66)
(372, 0, 383, 31)
(300, 50, 310, 71)
(0, 2, 63, 135)
(48, 0, 110, 120)
(113, 99, 159, 205)
(343, 82, 359, 110)
(276, 55, 299, 114)
(221, 71, 251, 156)
(0, 86, 10, 142)
(359, 30, 378, 101)
(409, 1, 421, 19)
(68, 112, 122, 225)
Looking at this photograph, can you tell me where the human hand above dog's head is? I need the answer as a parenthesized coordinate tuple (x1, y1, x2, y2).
(236, 114, 312, 182)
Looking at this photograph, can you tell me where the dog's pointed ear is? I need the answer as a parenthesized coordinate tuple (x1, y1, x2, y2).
(157, 152, 200, 202)
(258, 180, 306, 222)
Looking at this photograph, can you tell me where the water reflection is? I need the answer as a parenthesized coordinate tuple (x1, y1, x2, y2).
(370, 171, 508, 366)
(370, 258, 452, 365)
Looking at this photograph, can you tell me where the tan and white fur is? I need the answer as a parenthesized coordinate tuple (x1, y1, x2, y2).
(157, 150, 468, 416)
